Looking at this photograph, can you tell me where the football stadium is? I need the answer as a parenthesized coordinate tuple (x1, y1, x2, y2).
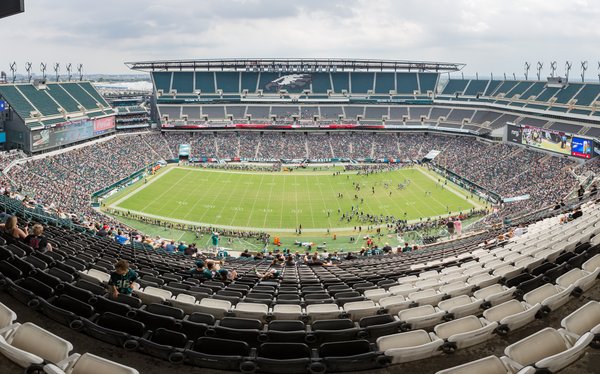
(0, 1, 600, 374)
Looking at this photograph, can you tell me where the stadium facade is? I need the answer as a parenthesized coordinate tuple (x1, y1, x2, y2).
(124, 58, 599, 161)
(0, 79, 116, 153)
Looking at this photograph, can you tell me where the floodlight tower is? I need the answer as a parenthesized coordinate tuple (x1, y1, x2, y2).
(524, 62, 531, 80)
(66, 63, 72, 82)
(565, 61, 572, 80)
(40, 62, 47, 80)
(25, 62, 32, 82)
(53, 63, 60, 82)
(536, 62, 543, 80)
(77, 64, 83, 81)
(9, 62, 16, 83)
(550, 61, 557, 78)
(581, 61, 588, 82)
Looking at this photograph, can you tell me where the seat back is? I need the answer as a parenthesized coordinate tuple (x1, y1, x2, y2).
(193, 336, 250, 356)
(523, 284, 557, 305)
(505, 328, 567, 366)
(91, 296, 131, 316)
(97, 312, 145, 337)
(376, 330, 432, 351)
(399, 305, 435, 320)
(561, 301, 600, 337)
(146, 303, 185, 320)
(151, 328, 188, 348)
(320, 339, 371, 357)
(359, 314, 394, 328)
(259, 342, 310, 359)
(189, 312, 215, 325)
(72, 353, 139, 374)
(11, 322, 73, 364)
(269, 320, 305, 332)
(55, 294, 95, 318)
(483, 300, 524, 322)
(434, 316, 482, 339)
(219, 317, 262, 330)
(312, 319, 354, 331)
(435, 355, 509, 374)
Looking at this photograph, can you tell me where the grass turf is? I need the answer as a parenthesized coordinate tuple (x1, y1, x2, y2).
(108, 166, 477, 233)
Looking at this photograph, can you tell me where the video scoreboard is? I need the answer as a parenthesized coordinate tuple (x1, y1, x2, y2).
(507, 123, 594, 159)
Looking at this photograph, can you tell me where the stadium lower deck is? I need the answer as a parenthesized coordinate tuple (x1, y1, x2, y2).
(0, 197, 599, 374)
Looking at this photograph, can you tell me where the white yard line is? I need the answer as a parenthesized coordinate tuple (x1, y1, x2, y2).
(108, 167, 175, 208)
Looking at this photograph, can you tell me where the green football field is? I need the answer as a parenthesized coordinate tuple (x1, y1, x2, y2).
(107, 166, 477, 233)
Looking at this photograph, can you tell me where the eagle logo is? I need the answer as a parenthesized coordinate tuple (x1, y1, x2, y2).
(264, 74, 312, 92)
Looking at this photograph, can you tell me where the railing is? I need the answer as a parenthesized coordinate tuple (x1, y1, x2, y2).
(0, 194, 85, 231)
(91, 162, 158, 201)
(429, 163, 502, 204)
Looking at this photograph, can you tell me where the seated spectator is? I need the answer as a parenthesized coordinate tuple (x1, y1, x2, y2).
(24, 224, 52, 252)
(240, 249, 252, 258)
(96, 224, 108, 237)
(165, 241, 176, 253)
(185, 244, 198, 256)
(108, 260, 139, 300)
(253, 267, 281, 280)
(114, 230, 128, 245)
(571, 208, 583, 220)
(0, 216, 28, 242)
(285, 254, 296, 266)
(190, 260, 213, 280)
(208, 261, 238, 281)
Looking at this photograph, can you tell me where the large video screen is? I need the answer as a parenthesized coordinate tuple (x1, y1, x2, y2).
(571, 137, 593, 159)
(31, 116, 115, 151)
(507, 124, 522, 144)
(521, 125, 572, 155)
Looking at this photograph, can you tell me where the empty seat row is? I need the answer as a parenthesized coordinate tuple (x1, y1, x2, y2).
(0, 301, 138, 373)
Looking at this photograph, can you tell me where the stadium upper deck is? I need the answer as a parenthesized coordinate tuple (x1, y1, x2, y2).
(0, 80, 116, 153)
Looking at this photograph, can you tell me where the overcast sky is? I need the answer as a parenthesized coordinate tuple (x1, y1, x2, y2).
(1, 0, 599, 79)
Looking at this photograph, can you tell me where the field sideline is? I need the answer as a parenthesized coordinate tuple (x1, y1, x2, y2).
(105, 165, 481, 234)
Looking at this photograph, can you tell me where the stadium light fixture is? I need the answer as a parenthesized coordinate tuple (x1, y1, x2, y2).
(524, 62, 531, 80)
(9, 62, 16, 83)
(66, 63, 72, 82)
(565, 61, 572, 80)
(536, 62, 543, 81)
(53, 62, 60, 82)
(40, 62, 47, 80)
(25, 62, 32, 82)
(581, 61, 588, 82)
(550, 61, 557, 78)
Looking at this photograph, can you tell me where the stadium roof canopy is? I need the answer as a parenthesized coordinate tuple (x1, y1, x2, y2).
(0, 81, 114, 127)
(125, 58, 465, 73)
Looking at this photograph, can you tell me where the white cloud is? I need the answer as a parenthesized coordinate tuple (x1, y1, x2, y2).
(0, 0, 597, 80)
